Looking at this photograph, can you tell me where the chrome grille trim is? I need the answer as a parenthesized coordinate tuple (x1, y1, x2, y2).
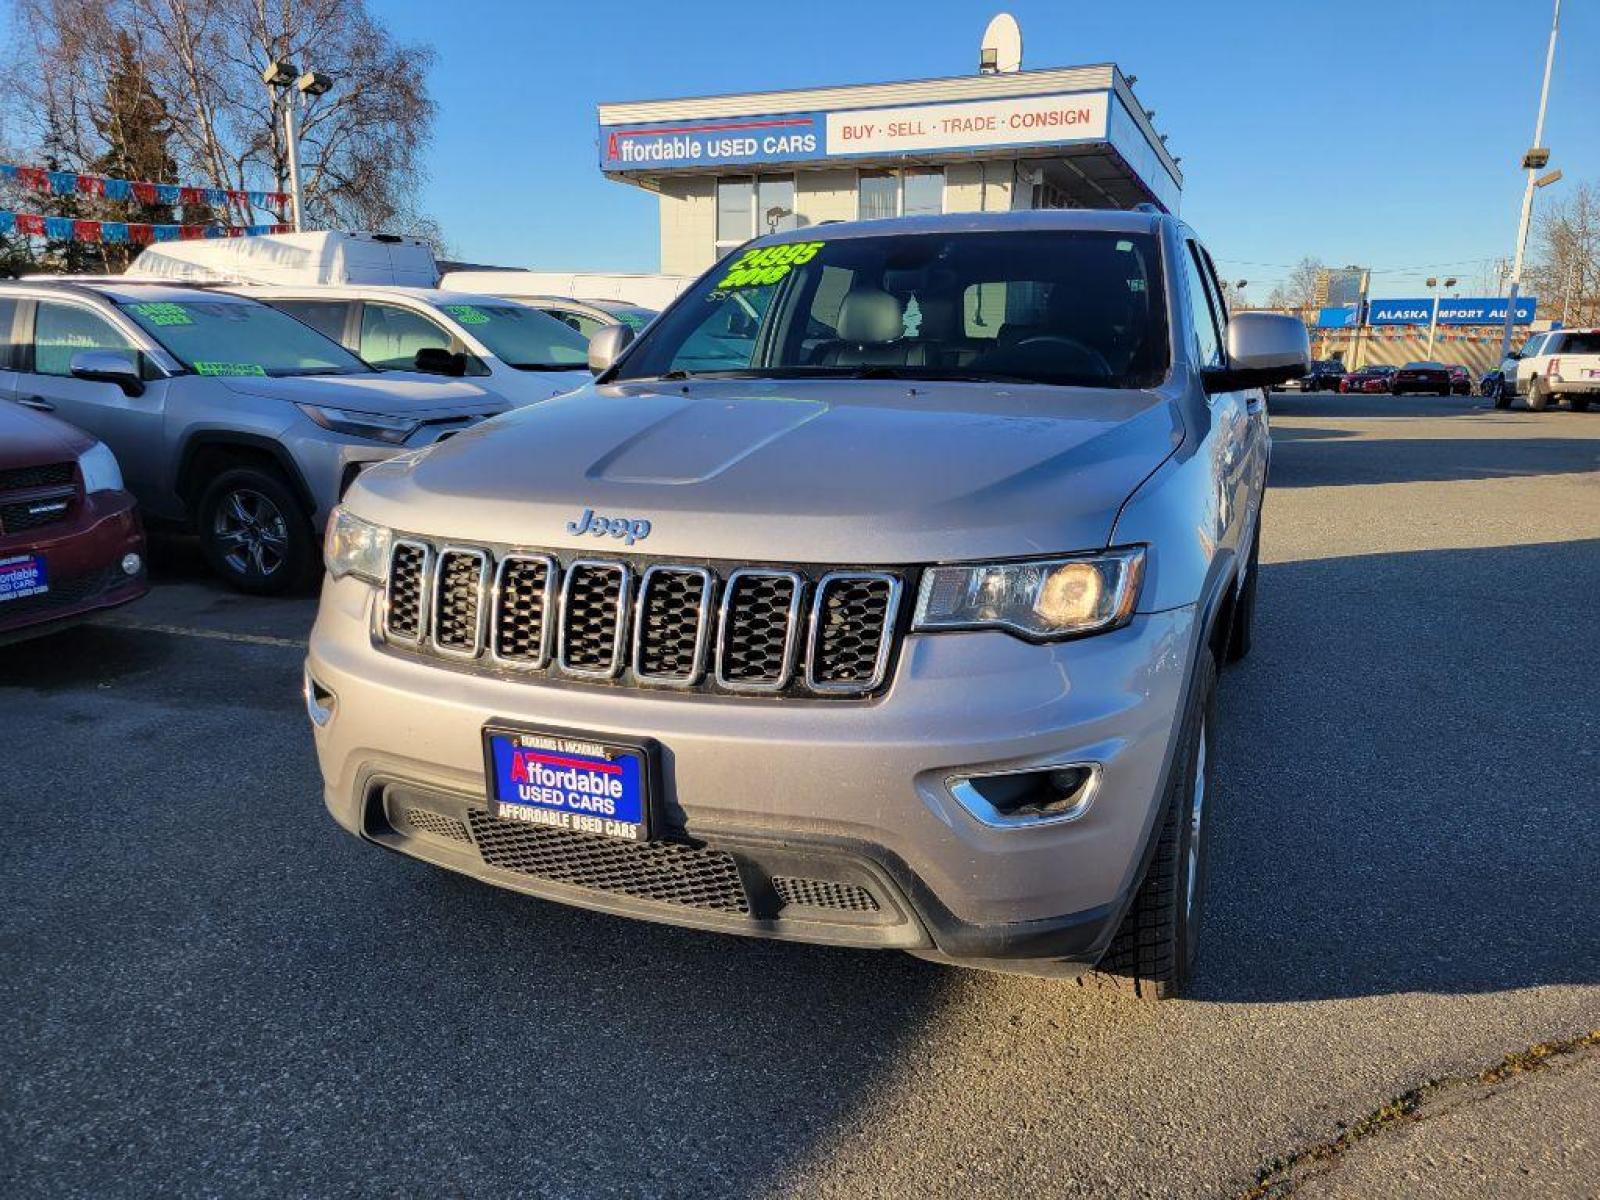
(489, 554, 558, 670)
(632, 565, 714, 686)
(383, 539, 433, 644)
(805, 571, 903, 694)
(557, 560, 631, 679)
(430, 546, 491, 659)
(715, 569, 805, 693)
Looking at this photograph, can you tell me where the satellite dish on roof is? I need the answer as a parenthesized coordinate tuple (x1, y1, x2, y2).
(979, 13, 1023, 74)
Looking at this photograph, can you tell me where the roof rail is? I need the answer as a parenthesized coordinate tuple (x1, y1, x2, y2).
(1132, 202, 1162, 215)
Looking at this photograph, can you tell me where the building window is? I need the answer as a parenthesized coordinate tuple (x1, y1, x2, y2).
(716, 175, 798, 257)
(757, 176, 797, 235)
(857, 168, 944, 220)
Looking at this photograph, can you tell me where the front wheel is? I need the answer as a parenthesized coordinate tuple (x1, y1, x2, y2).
(1492, 378, 1513, 409)
(197, 467, 315, 595)
(1528, 377, 1550, 412)
(1088, 652, 1218, 1001)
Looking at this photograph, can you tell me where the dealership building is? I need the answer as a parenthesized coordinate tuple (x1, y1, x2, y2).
(596, 62, 1183, 276)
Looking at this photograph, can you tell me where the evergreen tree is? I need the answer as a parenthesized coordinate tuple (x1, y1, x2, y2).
(89, 31, 180, 270)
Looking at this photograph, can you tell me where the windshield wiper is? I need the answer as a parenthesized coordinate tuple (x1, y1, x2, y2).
(510, 362, 587, 372)
(837, 365, 1043, 386)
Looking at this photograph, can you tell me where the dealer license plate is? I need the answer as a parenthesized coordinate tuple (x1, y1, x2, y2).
(483, 727, 651, 842)
(0, 555, 48, 603)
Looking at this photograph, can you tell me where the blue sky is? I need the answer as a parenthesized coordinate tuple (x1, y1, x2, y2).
(377, 0, 1597, 301)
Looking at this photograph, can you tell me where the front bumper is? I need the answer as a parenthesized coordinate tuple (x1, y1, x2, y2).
(306, 574, 1198, 966)
(0, 491, 147, 642)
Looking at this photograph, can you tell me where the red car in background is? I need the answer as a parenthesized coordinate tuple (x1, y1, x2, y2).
(1340, 365, 1397, 394)
(1, 401, 148, 644)
(1391, 361, 1453, 396)
(1449, 365, 1474, 395)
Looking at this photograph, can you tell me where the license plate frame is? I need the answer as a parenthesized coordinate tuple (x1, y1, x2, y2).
(481, 722, 660, 843)
(0, 554, 48, 603)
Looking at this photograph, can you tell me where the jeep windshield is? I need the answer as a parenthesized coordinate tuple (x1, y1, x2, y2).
(118, 298, 372, 378)
(613, 229, 1169, 389)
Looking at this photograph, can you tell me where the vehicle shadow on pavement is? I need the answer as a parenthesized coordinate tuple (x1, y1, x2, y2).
(1198, 538, 1600, 1002)
(1269, 393, 1480, 420)
(1270, 432, 1600, 488)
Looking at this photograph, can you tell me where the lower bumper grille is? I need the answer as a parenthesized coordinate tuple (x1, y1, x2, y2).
(0, 565, 122, 623)
(466, 811, 751, 914)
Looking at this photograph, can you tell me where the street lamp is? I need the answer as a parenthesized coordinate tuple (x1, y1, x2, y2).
(1499, 0, 1563, 361)
(262, 62, 335, 232)
(1425, 276, 1457, 358)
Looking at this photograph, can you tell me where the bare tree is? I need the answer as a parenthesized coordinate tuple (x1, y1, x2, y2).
(1525, 181, 1599, 327)
(4, 0, 438, 237)
(1264, 256, 1326, 311)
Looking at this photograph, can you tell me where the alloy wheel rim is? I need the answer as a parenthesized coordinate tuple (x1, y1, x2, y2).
(214, 488, 288, 578)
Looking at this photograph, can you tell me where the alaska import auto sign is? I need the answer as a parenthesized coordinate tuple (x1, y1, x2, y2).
(600, 90, 1110, 171)
(1366, 297, 1538, 326)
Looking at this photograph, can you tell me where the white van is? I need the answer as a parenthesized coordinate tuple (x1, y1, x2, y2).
(128, 231, 440, 287)
(440, 270, 691, 311)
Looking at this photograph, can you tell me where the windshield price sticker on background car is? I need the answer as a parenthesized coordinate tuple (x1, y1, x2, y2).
(128, 301, 193, 326)
(440, 304, 490, 325)
(715, 241, 825, 289)
(486, 729, 649, 842)
(192, 361, 267, 377)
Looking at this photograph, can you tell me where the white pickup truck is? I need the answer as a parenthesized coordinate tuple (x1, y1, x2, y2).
(1493, 327, 1600, 411)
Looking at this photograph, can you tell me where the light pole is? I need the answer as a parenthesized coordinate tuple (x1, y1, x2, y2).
(1498, 0, 1562, 361)
(1425, 276, 1456, 358)
(262, 61, 334, 232)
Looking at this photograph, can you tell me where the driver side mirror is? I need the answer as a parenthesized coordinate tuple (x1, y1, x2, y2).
(1201, 312, 1311, 393)
(1506, 351, 1522, 360)
(587, 323, 635, 374)
(70, 350, 144, 397)
(413, 347, 468, 377)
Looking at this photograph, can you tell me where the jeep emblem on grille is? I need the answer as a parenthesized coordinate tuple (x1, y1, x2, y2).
(566, 507, 652, 546)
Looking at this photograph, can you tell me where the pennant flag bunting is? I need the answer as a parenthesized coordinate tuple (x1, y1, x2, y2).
(0, 159, 288, 211)
(0, 209, 291, 244)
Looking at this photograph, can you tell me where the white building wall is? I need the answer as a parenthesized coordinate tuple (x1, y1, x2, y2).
(657, 177, 716, 277)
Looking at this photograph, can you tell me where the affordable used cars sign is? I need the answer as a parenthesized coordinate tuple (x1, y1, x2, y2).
(600, 90, 1110, 171)
(1366, 297, 1538, 326)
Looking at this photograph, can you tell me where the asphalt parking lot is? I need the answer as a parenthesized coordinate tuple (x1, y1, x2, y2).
(3, 391, 1597, 1199)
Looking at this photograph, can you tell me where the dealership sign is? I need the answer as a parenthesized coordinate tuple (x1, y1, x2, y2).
(1366, 297, 1538, 326)
(600, 90, 1110, 171)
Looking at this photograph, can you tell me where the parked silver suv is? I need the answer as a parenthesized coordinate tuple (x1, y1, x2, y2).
(0, 281, 507, 592)
(306, 210, 1308, 997)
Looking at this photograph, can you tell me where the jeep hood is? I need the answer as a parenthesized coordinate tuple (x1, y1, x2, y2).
(219, 372, 507, 419)
(348, 379, 1184, 563)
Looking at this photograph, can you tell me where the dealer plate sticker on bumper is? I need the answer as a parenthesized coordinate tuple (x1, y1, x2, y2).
(0, 555, 48, 603)
(485, 729, 648, 842)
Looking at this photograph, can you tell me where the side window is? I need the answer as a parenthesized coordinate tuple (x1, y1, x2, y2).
(664, 289, 775, 372)
(0, 298, 18, 370)
(1518, 333, 1545, 357)
(547, 309, 605, 339)
(359, 303, 452, 370)
(1181, 242, 1225, 370)
(33, 301, 138, 377)
(271, 299, 351, 347)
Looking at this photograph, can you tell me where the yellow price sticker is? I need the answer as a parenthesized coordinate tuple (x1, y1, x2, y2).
(715, 241, 824, 289)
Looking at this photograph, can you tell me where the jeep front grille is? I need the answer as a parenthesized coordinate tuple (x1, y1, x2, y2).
(380, 540, 903, 699)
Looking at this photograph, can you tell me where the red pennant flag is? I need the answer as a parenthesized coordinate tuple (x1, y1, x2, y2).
(16, 212, 46, 236)
(127, 223, 155, 244)
(76, 176, 107, 198)
(72, 219, 102, 242)
(179, 224, 207, 240)
(179, 186, 202, 206)
(226, 227, 245, 238)
(17, 167, 50, 191)
(131, 181, 158, 204)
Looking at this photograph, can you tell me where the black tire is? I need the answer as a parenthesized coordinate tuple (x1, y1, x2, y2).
(1225, 525, 1260, 664)
(1528, 377, 1550, 412)
(1492, 377, 1513, 409)
(1569, 395, 1590, 413)
(196, 466, 315, 595)
(1087, 652, 1218, 1001)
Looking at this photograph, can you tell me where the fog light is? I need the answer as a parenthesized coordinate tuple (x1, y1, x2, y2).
(947, 762, 1100, 828)
(120, 553, 142, 576)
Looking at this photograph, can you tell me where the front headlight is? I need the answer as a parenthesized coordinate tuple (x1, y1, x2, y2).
(324, 506, 392, 585)
(76, 442, 124, 494)
(297, 403, 420, 445)
(913, 548, 1145, 640)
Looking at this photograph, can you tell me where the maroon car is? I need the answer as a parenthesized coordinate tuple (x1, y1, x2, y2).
(1391, 361, 1453, 396)
(1339, 365, 1396, 394)
(1, 402, 148, 644)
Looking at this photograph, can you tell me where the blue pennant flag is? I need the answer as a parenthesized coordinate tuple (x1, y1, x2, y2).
(44, 216, 74, 239)
(156, 184, 181, 205)
(203, 224, 224, 239)
(0, 165, 17, 181)
(203, 188, 228, 206)
(102, 222, 129, 243)
(153, 224, 180, 242)
(47, 171, 78, 195)
(0, 211, 14, 235)
(246, 191, 269, 209)
(104, 179, 132, 202)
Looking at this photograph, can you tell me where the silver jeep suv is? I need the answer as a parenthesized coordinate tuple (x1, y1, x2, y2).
(0, 281, 507, 592)
(307, 210, 1308, 998)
